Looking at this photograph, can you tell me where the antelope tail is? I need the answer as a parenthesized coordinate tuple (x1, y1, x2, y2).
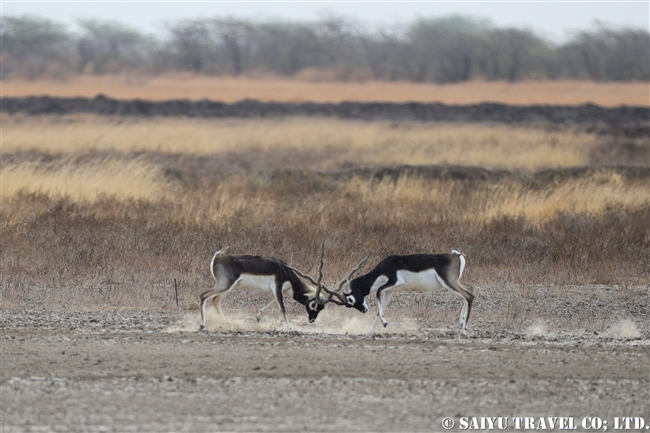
(210, 246, 229, 280)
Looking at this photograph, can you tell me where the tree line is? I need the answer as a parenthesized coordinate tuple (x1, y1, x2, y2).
(2, 14, 648, 82)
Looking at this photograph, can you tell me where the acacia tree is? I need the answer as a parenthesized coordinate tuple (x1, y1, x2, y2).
(563, 23, 650, 80)
(405, 16, 490, 83)
(209, 18, 254, 76)
(76, 19, 152, 74)
(166, 19, 218, 73)
(481, 28, 550, 81)
(246, 21, 320, 75)
(1, 14, 648, 82)
(1, 15, 73, 79)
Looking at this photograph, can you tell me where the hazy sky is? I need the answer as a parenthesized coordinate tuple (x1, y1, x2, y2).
(2, 1, 648, 42)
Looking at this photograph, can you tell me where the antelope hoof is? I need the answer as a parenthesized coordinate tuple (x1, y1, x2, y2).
(382, 320, 388, 328)
(198, 325, 206, 332)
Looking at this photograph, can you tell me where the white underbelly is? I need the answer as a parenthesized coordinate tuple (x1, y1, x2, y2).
(234, 274, 293, 297)
(370, 269, 446, 294)
(235, 274, 276, 292)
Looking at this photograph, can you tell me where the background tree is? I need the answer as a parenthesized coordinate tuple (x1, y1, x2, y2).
(1, 14, 648, 82)
(1, 15, 74, 79)
(76, 19, 152, 75)
(166, 19, 218, 74)
(561, 23, 650, 81)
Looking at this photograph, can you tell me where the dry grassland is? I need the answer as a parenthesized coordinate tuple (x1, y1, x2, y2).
(4, 159, 646, 227)
(2, 75, 649, 106)
(2, 82, 648, 433)
(2, 115, 602, 171)
(2, 113, 649, 318)
(1, 158, 165, 202)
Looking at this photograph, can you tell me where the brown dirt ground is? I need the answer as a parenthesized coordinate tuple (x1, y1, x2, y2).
(2, 76, 648, 107)
(2, 287, 649, 433)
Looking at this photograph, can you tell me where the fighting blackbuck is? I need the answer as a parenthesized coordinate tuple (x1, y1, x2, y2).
(199, 246, 328, 331)
(341, 249, 474, 334)
(286, 241, 372, 311)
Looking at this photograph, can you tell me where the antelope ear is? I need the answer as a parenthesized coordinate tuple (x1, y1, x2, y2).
(342, 285, 352, 295)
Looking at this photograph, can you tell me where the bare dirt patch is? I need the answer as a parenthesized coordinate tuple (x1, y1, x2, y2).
(2, 284, 649, 432)
(2, 76, 648, 107)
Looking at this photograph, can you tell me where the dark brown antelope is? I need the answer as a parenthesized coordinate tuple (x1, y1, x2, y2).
(199, 246, 327, 331)
(340, 249, 474, 335)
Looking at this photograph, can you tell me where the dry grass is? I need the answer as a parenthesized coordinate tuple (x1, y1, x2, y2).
(3, 159, 647, 227)
(2, 74, 648, 106)
(480, 172, 649, 223)
(336, 171, 650, 227)
(2, 115, 601, 171)
(1, 112, 648, 318)
(2, 161, 648, 292)
(1, 157, 166, 202)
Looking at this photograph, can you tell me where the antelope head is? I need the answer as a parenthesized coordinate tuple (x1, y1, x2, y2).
(288, 241, 371, 310)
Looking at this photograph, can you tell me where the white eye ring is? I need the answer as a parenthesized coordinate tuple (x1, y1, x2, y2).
(346, 295, 356, 304)
(309, 300, 317, 311)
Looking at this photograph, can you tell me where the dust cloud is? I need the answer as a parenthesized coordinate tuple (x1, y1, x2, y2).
(525, 321, 549, 337)
(165, 307, 423, 335)
(604, 319, 641, 339)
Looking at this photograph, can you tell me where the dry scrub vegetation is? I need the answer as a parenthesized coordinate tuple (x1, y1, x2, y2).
(2, 114, 649, 327)
(2, 75, 649, 106)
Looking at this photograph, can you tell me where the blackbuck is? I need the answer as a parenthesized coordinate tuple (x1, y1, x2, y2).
(199, 247, 328, 331)
(342, 249, 474, 335)
(286, 241, 372, 311)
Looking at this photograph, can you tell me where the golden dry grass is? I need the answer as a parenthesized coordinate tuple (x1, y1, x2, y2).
(2, 115, 599, 171)
(2, 156, 647, 230)
(1, 111, 648, 300)
(1, 158, 167, 202)
(2, 162, 648, 293)
(2, 74, 648, 106)
(177, 172, 649, 229)
(479, 172, 649, 223)
(5, 114, 643, 230)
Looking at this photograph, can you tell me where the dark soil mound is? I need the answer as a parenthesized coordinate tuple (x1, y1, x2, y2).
(2, 96, 648, 130)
